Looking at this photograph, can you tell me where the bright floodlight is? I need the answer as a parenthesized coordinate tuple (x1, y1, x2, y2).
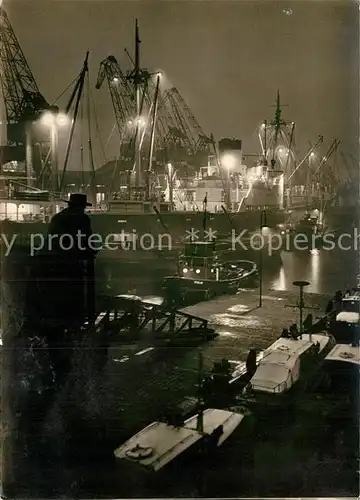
(278, 148, 283, 154)
(41, 111, 69, 127)
(41, 111, 55, 127)
(137, 117, 145, 127)
(113, 77, 119, 83)
(310, 152, 315, 157)
(56, 112, 69, 127)
(221, 153, 236, 169)
(156, 71, 163, 78)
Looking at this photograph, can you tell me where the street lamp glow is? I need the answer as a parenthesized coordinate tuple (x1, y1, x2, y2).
(56, 112, 69, 127)
(41, 111, 55, 127)
(310, 152, 315, 158)
(113, 77, 120, 83)
(137, 117, 146, 127)
(41, 111, 69, 127)
(221, 153, 236, 169)
(278, 148, 283, 154)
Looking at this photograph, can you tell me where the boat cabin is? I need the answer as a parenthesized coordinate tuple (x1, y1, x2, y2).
(333, 292, 360, 343)
(247, 333, 331, 395)
(180, 241, 219, 280)
(114, 408, 244, 474)
(324, 343, 360, 396)
(339, 291, 360, 314)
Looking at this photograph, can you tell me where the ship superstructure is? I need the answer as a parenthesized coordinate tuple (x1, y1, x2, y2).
(0, 6, 355, 234)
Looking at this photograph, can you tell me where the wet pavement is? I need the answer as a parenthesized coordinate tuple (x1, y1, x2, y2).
(8, 287, 358, 497)
(32, 288, 358, 497)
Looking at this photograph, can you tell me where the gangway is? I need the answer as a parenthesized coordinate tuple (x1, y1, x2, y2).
(93, 295, 214, 340)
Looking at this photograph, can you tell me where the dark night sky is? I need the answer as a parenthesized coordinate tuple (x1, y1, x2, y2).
(3, 0, 359, 169)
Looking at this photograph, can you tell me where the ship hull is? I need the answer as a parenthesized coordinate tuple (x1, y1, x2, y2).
(1, 208, 285, 237)
(89, 209, 285, 241)
(1, 210, 285, 261)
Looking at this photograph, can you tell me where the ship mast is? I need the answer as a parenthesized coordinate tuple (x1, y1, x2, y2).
(271, 89, 283, 166)
(134, 20, 142, 186)
(263, 119, 268, 165)
(126, 19, 146, 187)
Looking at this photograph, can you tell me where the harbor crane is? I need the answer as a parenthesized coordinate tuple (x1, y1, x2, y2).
(160, 87, 211, 160)
(95, 54, 136, 148)
(0, 5, 53, 181)
(96, 56, 210, 170)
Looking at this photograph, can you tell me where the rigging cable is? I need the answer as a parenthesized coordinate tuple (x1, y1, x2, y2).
(80, 92, 85, 189)
(51, 74, 80, 107)
(89, 82, 107, 165)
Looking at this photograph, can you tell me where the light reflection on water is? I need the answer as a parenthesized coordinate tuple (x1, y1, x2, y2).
(269, 248, 357, 294)
(98, 247, 358, 297)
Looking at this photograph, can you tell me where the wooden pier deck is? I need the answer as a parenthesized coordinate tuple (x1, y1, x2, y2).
(23, 288, 359, 499)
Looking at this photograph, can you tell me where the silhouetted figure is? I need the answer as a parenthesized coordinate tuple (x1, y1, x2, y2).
(210, 424, 224, 446)
(246, 349, 257, 375)
(325, 299, 334, 315)
(303, 313, 313, 333)
(47, 193, 97, 325)
(334, 290, 343, 309)
(289, 323, 299, 339)
(281, 328, 290, 338)
(203, 424, 224, 451)
(42, 194, 97, 387)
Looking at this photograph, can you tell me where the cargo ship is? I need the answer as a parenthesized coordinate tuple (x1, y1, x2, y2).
(0, 20, 287, 265)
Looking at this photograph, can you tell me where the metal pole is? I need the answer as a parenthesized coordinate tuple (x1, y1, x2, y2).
(134, 19, 142, 187)
(259, 240, 263, 307)
(293, 280, 310, 338)
(196, 351, 204, 433)
(259, 210, 266, 307)
(51, 124, 59, 194)
(227, 167, 231, 211)
(135, 85, 142, 187)
(25, 123, 33, 187)
(299, 286, 304, 336)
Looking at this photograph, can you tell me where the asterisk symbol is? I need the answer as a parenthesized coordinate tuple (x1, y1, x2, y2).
(185, 228, 199, 241)
(204, 228, 217, 241)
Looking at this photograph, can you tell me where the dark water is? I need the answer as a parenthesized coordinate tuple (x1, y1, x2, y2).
(96, 247, 358, 298)
(91, 246, 359, 498)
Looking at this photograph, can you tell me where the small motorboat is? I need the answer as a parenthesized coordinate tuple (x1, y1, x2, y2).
(329, 290, 360, 344)
(319, 343, 360, 422)
(163, 240, 258, 304)
(281, 213, 326, 252)
(238, 331, 336, 411)
(114, 408, 245, 476)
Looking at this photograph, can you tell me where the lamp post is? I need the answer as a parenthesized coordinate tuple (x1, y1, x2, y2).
(259, 209, 267, 307)
(293, 280, 310, 338)
(41, 111, 70, 193)
(167, 162, 174, 209)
